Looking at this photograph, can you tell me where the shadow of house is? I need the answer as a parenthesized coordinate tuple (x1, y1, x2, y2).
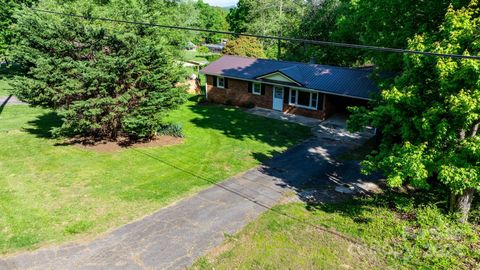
(24, 111, 62, 139)
(253, 137, 386, 206)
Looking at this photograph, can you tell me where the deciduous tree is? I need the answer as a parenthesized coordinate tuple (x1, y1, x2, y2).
(227, 0, 305, 58)
(223, 36, 265, 58)
(349, 1, 480, 223)
(194, 0, 228, 44)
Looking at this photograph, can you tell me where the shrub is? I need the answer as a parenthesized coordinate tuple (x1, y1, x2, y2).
(205, 54, 221, 62)
(225, 99, 234, 106)
(197, 46, 210, 54)
(242, 101, 255, 109)
(157, 123, 184, 138)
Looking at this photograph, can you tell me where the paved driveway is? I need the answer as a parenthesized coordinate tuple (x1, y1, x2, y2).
(0, 96, 26, 106)
(0, 120, 379, 270)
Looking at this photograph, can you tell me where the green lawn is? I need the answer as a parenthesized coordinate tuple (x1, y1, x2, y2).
(182, 50, 220, 63)
(0, 63, 21, 96)
(0, 79, 12, 96)
(183, 50, 209, 62)
(0, 99, 311, 254)
(192, 194, 480, 270)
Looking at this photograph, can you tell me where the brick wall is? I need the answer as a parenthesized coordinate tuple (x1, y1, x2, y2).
(283, 105, 326, 119)
(206, 75, 336, 120)
(206, 76, 272, 109)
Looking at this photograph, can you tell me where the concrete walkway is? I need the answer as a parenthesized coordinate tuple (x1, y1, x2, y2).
(247, 107, 322, 127)
(0, 120, 378, 270)
(0, 95, 26, 106)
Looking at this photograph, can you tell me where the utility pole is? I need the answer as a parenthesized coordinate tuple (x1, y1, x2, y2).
(277, 0, 283, 60)
(277, 38, 281, 60)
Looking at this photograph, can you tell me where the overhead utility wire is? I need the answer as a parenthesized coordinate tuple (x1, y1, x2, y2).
(31, 8, 480, 61)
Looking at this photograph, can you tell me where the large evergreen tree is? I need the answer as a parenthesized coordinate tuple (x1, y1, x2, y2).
(11, 5, 187, 140)
(349, 1, 480, 223)
(0, 0, 38, 61)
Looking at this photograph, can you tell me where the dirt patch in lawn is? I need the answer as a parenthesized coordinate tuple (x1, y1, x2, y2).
(73, 136, 183, 153)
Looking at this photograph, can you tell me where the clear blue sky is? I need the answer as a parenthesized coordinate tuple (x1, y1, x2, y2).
(203, 0, 238, 7)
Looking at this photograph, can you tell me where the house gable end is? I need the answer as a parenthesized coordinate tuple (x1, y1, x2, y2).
(256, 71, 302, 86)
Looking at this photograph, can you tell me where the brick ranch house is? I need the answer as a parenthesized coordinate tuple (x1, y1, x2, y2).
(200, 55, 379, 120)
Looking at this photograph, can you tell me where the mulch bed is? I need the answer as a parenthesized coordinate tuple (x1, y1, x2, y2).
(71, 136, 183, 153)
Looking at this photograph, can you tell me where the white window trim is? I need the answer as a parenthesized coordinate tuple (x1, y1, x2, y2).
(288, 88, 320, 110)
(252, 82, 262, 95)
(217, 77, 225, 88)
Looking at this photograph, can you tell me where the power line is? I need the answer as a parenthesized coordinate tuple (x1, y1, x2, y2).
(30, 8, 480, 61)
(130, 147, 366, 246)
(22, 6, 385, 250)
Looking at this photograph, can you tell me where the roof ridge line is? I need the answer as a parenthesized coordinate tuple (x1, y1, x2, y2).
(221, 55, 373, 72)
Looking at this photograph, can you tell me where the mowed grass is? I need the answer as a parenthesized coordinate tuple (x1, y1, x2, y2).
(0, 79, 12, 96)
(0, 100, 311, 254)
(182, 50, 210, 62)
(191, 203, 385, 270)
(192, 196, 480, 270)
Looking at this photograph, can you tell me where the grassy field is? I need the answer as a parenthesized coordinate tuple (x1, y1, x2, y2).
(182, 50, 209, 62)
(0, 63, 20, 96)
(192, 194, 480, 270)
(0, 97, 311, 254)
(0, 79, 12, 96)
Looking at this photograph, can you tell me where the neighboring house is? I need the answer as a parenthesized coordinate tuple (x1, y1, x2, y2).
(204, 42, 226, 53)
(200, 55, 379, 120)
(185, 41, 197, 51)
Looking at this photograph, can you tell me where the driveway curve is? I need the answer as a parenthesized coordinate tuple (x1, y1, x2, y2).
(0, 121, 376, 270)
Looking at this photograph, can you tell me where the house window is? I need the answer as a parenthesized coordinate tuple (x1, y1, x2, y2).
(289, 89, 320, 110)
(290, 89, 297, 104)
(252, 82, 262, 95)
(217, 77, 225, 88)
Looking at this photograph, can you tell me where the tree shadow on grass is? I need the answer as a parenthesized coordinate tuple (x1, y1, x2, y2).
(188, 103, 311, 149)
(305, 187, 452, 223)
(24, 111, 62, 139)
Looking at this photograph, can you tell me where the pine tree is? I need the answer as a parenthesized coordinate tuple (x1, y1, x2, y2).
(11, 7, 187, 141)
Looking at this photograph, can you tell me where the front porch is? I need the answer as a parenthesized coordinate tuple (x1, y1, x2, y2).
(247, 107, 376, 141)
(246, 107, 322, 127)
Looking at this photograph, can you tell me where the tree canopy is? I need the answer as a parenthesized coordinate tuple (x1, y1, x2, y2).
(227, 0, 306, 58)
(222, 36, 266, 58)
(281, 0, 472, 70)
(194, 0, 228, 44)
(0, 0, 38, 60)
(348, 1, 480, 222)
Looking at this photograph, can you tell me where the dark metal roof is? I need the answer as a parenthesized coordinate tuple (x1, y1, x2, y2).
(200, 55, 379, 100)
